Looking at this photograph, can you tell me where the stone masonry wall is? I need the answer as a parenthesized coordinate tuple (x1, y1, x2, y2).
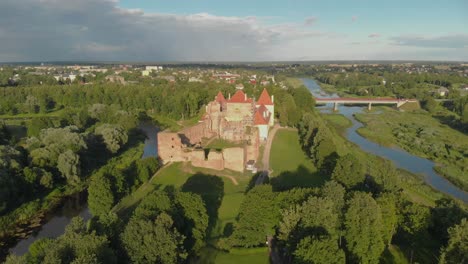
(223, 147, 245, 172)
(157, 132, 187, 164)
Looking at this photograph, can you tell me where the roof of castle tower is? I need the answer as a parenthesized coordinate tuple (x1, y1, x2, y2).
(257, 88, 273, 105)
(215, 91, 226, 103)
(254, 110, 269, 125)
(228, 90, 252, 103)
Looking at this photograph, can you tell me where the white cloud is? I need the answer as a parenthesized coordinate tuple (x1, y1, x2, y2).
(390, 34, 468, 49)
(368, 33, 381, 38)
(304, 16, 318, 26)
(0, 0, 466, 61)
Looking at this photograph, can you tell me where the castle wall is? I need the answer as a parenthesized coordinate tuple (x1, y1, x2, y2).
(157, 132, 187, 164)
(181, 122, 207, 145)
(191, 150, 224, 171)
(245, 128, 259, 163)
(223, 147, 245, 172)
(226, 102, 252, 122)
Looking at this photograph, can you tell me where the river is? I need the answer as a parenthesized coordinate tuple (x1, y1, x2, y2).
(8, 123, 159, 256)
(301, 78, 468, 203)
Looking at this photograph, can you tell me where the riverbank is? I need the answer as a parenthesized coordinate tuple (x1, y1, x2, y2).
(354, 107, 468, 192)
(2, 142, 146, 260)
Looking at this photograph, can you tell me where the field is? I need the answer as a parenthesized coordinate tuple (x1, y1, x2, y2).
(269, 129, 325, 189)
(354, 107, 468, 191)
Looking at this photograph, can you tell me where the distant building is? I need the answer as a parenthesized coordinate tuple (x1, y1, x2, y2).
(235, 83, 244, 90)
(146, 66, 163, 71)
(141, 70, 151, 76)
(54, 74, 76, 82)
(188, 77, 203, 82)
(435, 87, 449, 96)
(160, 75, 175, 82)
(105, 75, 125, 84)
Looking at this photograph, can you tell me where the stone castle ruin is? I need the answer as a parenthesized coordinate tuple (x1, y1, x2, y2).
(157, 88, 274, 172)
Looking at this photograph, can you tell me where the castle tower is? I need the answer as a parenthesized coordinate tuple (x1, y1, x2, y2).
(256, 88, 274, 127)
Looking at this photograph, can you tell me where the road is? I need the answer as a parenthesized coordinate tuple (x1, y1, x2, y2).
(255, 124, 280, 185)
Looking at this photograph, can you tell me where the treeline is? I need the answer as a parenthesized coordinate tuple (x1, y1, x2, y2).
(0, 81, 231, 119)
(315, 71, 468, 98)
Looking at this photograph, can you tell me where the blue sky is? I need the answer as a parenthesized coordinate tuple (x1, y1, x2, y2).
(0, 0, 467, 61)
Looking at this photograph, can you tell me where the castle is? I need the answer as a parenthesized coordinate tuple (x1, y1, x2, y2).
(157, 88, 274, 172)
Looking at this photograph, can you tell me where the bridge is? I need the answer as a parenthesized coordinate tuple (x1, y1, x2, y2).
(315, 97, 418, 111)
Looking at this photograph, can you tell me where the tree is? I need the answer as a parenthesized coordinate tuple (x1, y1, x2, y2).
(88, 173, 115, 217)
(439, 219, 468, 264)
(95, 124, 128, 153)
(121, 213, 187, 264)
(18, 217, 116, 264)
(57, 150, 81, 184)
(376, 193, 398, 245)
(173, 191, 209, 254)
(422, 96, 438, 113)
(294, 236, 345, 264)
(400, 202, 431, 235)
(331, 154, 364, 189)
(230, 185, 280, 247)
(136, 157, 159, 183)
(344, 192, 385, 264)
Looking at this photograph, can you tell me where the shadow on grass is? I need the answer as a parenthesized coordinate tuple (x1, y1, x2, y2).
(245, 172, 268, 193)
(270, 165, 327, 191)
(181, 174, 225, 234)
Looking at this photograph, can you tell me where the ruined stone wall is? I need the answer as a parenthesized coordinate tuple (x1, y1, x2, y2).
(157, 132, 187, 164)
(191, 149, 224, 171)
(181, 122, 207, 145)
(244, 128, 259, 163)
(223, 147, 245, 172)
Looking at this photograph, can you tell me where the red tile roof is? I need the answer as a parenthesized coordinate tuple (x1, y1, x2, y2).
(228, 90, 252, 103)
(215, 91, 226, 103)
(254, 110, 268, 125)
(257, 88, 273, 105)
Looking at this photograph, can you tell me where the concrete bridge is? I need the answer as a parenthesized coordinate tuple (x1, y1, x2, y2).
(315, 97, 418, 111)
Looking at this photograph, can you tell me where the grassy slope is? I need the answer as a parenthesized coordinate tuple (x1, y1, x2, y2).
(269, 129, 326, 189)
(354, 107, 468, 191)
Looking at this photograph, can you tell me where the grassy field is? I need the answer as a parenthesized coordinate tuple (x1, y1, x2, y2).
(204, 138, 243, 150)
(284, 77, 305, 88)
(354, 107, 468, 191)
(322, 113, 352, 135)
(269, 129, 326, 189)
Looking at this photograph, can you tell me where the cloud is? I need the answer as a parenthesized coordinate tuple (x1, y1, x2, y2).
(351, 16, 358, 22)
(0, 0, 293, 61)
(0, 0, 466, 61)
(390, 34, 468, 49)
(368, 33, 381, 38)
(304, 16, 318, 26)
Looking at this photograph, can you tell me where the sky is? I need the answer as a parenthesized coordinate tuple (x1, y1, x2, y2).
(0, 0, 467, 62)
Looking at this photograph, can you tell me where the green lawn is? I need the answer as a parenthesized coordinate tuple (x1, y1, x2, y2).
(322, 114, 352, 135)
(204, 138, 243, 150)
(269, 129, 325, 190)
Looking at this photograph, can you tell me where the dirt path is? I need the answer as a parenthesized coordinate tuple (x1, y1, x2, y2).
(255, 124, 280, 185)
